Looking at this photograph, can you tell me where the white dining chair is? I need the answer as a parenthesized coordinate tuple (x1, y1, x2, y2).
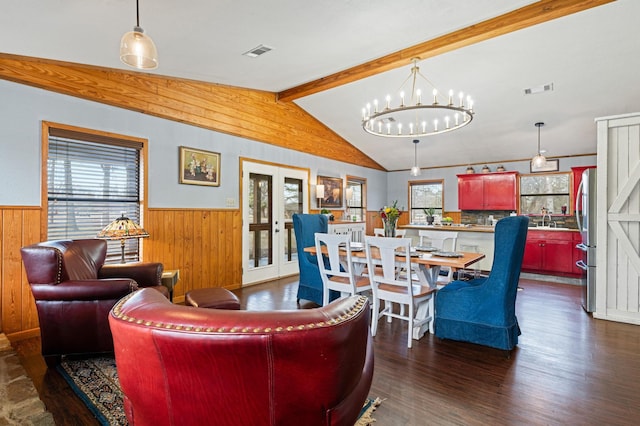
(364, 236, 436, 348)
(315, 233, 371, 306)
(418, 230, 458, 283)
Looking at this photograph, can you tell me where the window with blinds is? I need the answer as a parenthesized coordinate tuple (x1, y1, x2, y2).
(47, 130, 144, 263)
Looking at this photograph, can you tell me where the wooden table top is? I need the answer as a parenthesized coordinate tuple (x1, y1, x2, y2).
(304, 245, 485, 271)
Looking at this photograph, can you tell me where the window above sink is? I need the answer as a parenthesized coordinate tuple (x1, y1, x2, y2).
(519, 172, 570, 215)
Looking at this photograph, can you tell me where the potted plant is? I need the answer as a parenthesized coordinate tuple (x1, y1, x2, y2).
(320, 208, 334, 221)
(423, 208, 435, 225)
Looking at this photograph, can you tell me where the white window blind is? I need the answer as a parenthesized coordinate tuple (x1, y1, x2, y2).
(47, 133, 143, 263)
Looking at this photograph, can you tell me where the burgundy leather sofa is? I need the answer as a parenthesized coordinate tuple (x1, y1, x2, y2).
(109, 288, 374, 426)
(20, 239, 166, 366)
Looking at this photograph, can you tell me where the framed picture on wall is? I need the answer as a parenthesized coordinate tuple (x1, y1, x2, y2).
(318, 176, 343, 208)
(530, 158, 559, 173)
(179, 146, 221, 186)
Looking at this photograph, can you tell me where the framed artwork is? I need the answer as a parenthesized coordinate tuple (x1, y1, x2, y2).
(179, 146, 221, 186)
(530, 158, 559, 173)
(317, 176, 343, 208)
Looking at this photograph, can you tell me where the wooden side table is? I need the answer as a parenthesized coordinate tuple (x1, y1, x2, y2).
(161, 270, 180, 302)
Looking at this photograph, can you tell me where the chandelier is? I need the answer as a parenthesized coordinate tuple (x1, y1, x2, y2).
(361, 58, 474, 138)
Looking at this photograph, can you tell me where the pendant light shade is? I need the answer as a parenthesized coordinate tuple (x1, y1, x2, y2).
(120, 0, 158, 70)
(410, 139, 422, 177)
(532, 122, 547, 168)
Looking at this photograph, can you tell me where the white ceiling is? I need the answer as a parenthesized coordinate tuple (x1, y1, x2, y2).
(2, 0, 639, 171)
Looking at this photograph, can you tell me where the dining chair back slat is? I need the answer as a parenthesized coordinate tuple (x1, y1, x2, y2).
(315, 233, 371, 306)
(364, 236, 435, 348)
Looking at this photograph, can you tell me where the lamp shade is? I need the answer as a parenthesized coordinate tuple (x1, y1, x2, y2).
(97, 215, 149, 240)
(316, 184, 325, 199)
(120, 28, 158, 70)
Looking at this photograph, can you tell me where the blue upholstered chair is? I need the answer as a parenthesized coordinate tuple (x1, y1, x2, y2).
(293, 214, 338, 305)
(434, 216, 529, 351)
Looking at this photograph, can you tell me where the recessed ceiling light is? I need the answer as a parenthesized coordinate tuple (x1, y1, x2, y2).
(524, 83, 554, 95)
(242, 44, 273, 58)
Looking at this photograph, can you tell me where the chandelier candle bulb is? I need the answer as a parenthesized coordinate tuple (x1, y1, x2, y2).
(385, 95, 391, 109)
(416, 89, 422, 105)
(459, 92, 464, 107)
(400, 91, 405, 107)
(445, 116, 450, 129)
(434, 119, 438, 132)
(432, 88, 438, 104)
(448, 90, 454, 105)
(373, 99, 378, 113)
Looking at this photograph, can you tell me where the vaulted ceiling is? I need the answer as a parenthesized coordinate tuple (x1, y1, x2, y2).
(2, 0, 638, 171)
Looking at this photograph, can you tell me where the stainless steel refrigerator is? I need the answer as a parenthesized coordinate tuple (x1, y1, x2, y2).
(575, 168, 597, 312)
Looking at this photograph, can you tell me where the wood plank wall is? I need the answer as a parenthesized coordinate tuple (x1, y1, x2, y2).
(0, 207, 42, 337)
(144, 209, 242, 303)
(0, 53, 384, 171)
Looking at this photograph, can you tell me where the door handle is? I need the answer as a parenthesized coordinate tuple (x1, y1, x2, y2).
(576, 243, 588, 251)
(576, 260, 588, 271)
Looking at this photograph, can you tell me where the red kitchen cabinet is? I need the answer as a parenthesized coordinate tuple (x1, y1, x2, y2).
(522, 230, 580, 277)
(458, 175, 484, 210)
(458, 172, 517, 210)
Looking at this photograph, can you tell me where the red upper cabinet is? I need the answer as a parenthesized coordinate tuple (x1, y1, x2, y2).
(458, 175, 484, 210)
(458, 172, 518, 210)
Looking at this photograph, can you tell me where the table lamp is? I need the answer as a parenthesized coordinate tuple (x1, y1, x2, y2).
(97, 213, 149, 263)
(316, 184, 325, 209)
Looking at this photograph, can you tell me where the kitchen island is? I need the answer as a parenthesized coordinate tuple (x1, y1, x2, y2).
(400, 224, 496, 271)
(400, 224, 580, 276)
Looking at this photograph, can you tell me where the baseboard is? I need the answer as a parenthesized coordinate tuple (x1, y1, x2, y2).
(5, 327, 40, 343)
(520, 272, 581, 286)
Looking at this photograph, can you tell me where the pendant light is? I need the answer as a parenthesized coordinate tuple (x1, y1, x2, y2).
(410, 139, 422, 177)
(120, 0, 158, 70)
(531, 122, 547, 168)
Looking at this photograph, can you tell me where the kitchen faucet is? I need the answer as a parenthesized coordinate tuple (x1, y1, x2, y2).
(541, 211, 554, 227)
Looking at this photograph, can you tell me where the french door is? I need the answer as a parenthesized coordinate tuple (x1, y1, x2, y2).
(242, 161, 308, 285)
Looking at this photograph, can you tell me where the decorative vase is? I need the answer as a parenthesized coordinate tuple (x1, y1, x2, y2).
(426, 216, 434, 225)
(383, 217, 397, 237)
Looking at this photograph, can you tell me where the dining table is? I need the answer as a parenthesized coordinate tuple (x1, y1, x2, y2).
(304, 243, 486, 340)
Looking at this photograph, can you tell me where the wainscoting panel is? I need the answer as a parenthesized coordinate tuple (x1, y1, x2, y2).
(145, 209, 243, 302)
(0, 207, 41, 336)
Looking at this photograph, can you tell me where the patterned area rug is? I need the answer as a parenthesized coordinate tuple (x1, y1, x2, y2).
(57, 356, 380, 426)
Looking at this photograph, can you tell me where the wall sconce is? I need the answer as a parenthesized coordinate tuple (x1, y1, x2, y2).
(316, 184, 325, 209)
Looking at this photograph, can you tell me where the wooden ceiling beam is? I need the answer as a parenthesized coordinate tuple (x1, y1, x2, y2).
(277, 0, 615, 102)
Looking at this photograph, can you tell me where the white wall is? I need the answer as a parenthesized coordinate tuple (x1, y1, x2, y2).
(0, 80, 387, 209)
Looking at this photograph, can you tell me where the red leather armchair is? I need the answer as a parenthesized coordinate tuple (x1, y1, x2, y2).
(109, 288, 374, 426)
(20, 239, 167, 366)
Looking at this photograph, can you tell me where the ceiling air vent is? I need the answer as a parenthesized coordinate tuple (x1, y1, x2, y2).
(524, 83, 554, 95)
(243, 44, 273, 58)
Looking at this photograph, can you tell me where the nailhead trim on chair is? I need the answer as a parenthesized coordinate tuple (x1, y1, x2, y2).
(111, 293, 368, 333)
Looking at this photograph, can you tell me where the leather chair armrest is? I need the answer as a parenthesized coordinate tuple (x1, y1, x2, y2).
(100, 262, 163, 287)
(30, 279, 138, 301)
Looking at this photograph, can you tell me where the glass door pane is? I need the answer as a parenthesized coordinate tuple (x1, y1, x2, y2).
(248, 173, 273, 268)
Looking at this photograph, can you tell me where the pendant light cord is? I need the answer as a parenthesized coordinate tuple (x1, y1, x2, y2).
(136, 0, 140, 27)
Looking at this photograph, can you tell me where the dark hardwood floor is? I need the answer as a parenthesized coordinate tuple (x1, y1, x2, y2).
(13, 277, 640, 425)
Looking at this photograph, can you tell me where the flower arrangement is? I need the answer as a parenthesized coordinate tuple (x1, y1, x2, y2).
(380, 200, 401, 222)
(380, 201, 401, 237)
